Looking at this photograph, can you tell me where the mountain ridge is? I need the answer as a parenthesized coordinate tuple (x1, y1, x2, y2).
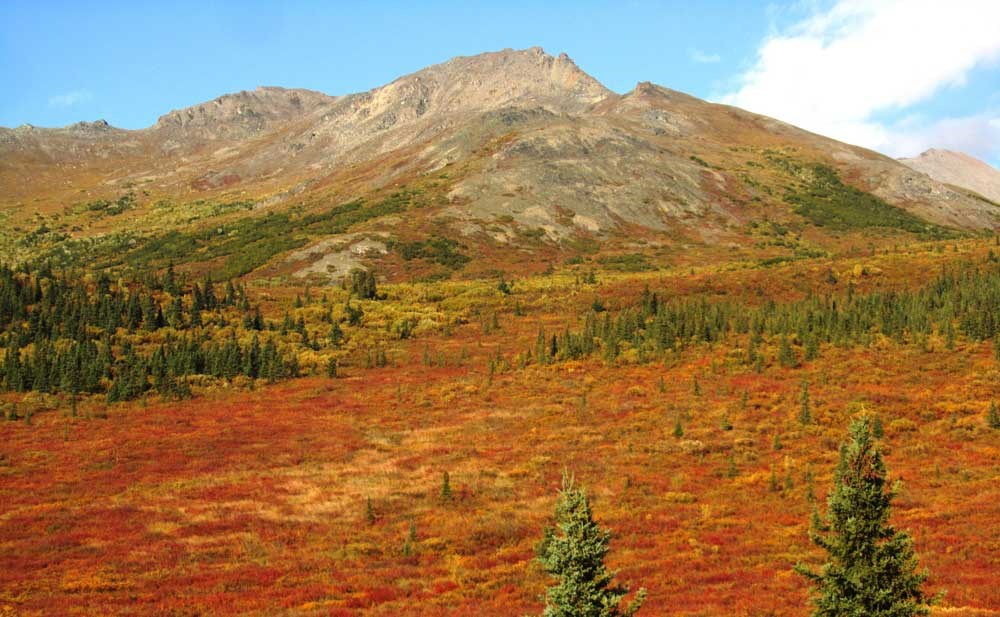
(2, 47, 999, 280)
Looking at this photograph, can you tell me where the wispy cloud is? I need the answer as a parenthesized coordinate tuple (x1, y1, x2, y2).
(718, 0, 1000, 160)
(885, 111, 1000, 163)
(689, 48, 721, 64)
(48, 90, 93, 108)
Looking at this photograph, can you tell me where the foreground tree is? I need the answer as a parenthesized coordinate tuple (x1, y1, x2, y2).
(537, 472, 645, 617)
(796, 416, 932, 616)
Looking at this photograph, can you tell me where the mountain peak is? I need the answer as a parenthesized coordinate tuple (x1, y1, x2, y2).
(153, 86, 334, 141)
(383, 47, 612, 116)
(68, 119, 114, 133)
(901, 148, 1000, 202)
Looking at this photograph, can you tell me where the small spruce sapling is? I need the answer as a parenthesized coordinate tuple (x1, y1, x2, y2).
(987, 401, 1000, 430)
(537, 472, 645, 616)
(441, 471, 452, 501)
(799, 382, 812, 425)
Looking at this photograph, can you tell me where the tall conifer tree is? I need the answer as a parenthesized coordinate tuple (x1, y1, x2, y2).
(796, 417, 932, 616)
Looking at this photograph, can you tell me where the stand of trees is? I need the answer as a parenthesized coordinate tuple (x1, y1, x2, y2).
(0, 264, 306, 402)
(530, 261, 1000, 366)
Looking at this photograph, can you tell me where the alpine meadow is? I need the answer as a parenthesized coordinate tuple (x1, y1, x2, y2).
(1, 6, 1000, 615)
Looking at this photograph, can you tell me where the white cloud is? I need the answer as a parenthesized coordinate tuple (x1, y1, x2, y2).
(48, 90, 93, 108)
(886, 112, 1000, 161)
(689, 49, 721, 64)
(719, 0, 1000, 158)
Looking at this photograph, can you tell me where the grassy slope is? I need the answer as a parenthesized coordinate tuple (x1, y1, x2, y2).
(1, 239, 998, 616)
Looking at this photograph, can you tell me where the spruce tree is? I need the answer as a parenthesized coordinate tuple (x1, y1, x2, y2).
(440, 471, 452, 501)
(799, 382, 812, 425)
(779, 335, 800, 368)
(873, 414, 885, 438)
(795, 416, 932, 616)
(987, 401, 1000, 430)
(537, 473, 645, 617)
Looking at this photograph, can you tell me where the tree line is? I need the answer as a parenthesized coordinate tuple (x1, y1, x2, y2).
(530, 260, 1000, 367)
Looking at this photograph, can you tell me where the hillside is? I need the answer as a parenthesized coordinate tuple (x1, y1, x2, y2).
(901, 148, 1000, 204)
(2, 48, 999, 281)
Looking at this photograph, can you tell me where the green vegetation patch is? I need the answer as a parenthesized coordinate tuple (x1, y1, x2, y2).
(84, 192, 137, 216)
(781, 163, 951, 237)
(40, 188, 428, 278)
(392, 236, 470, 268)
(598, 253, 655, 272)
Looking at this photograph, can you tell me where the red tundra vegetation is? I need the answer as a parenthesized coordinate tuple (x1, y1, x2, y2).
(1, 240, 999, 616)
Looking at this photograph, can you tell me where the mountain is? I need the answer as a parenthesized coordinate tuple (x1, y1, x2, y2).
(3, 48, 999, 280)
(900, 148, 1000, 204)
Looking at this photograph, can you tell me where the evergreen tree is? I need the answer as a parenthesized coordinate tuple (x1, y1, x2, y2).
(344, 302, 364, 327)
(746, 336, 759, 365)
(537, 472, 645, 617)
(348, 269, 378, 300)
(328, 321, 343, 347)
(779, 336, 800, 368)
(795, 416, 932, 617)
(440, 471, 452, 501)
(873, 414, 885, 438)
(162, 263, 179, 295)
(805, 335, 820, 361)
(987, 401, 1000, 430)
(799, 382, 813, 425)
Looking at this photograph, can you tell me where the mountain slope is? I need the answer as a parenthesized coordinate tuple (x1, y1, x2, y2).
(900, 148, 1000, 204)
(2, 48, 999, 280)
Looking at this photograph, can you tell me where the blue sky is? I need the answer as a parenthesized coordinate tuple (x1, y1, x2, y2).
(2, 0, 998, 166)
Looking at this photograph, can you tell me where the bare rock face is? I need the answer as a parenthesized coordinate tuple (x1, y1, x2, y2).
(298, 47, 613, 166)
(900, 149, 1000, 204)
(445, 114, 711, 237)
(392, 46, 611, 116)
(152, 87, 336, 143)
